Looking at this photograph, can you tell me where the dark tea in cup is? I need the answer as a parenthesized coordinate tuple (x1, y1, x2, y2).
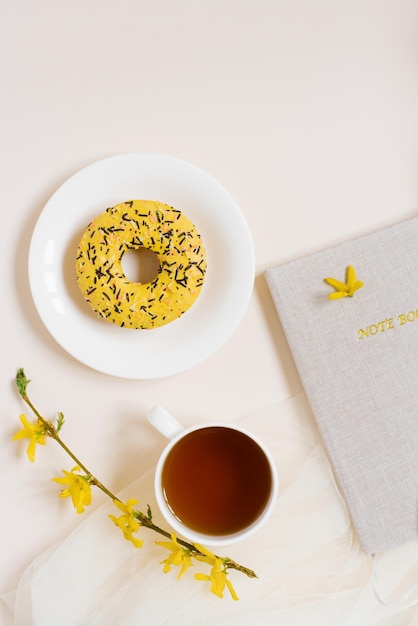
(161, 426, 273, 537)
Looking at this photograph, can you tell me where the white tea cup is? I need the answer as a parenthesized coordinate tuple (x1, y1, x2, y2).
(148, 405, 279, 546)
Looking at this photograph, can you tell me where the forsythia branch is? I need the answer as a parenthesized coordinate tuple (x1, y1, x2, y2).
(14, 368, 257, 599)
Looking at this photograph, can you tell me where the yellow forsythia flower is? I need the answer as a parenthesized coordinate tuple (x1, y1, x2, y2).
(156, 533, 193, 579)
(324, 265, 363, 299)
(13, 414, 46, 462)
(52, 466, 93, 514)
(109, 498, 143, 548)
(194, 544, 239, 600)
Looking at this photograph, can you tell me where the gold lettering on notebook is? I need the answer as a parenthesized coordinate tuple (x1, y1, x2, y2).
(357, 318, 394, 339)
(358, 310, 418, 339)
(397, 310, 418, 325)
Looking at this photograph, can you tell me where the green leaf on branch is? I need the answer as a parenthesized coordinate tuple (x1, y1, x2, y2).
(57, 412, 65, 432)
(16, 368, 31, 398)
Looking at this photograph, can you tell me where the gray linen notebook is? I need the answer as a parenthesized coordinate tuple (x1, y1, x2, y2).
(265, 217, 418, 555)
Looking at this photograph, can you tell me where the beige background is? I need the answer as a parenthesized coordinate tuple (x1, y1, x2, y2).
(1, 1, 418, 624)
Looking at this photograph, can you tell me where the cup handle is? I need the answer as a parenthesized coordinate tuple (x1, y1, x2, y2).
(148, 405, 184, 440)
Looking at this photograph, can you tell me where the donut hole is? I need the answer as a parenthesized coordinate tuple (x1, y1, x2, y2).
(121, 247, 160, 284)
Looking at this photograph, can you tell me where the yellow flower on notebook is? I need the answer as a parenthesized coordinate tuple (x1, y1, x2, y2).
(324, 265, 363, 299)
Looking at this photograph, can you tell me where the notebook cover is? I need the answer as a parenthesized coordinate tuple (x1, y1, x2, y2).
(265, 217, 418, 555)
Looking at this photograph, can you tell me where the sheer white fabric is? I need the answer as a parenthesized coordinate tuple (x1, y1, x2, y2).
(3, 394, 418, 625)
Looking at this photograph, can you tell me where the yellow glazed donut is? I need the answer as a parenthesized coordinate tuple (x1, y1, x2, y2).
(76, 200, 207, 329)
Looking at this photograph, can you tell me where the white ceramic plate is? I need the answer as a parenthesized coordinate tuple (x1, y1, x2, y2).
(28, 154, 254, 379)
